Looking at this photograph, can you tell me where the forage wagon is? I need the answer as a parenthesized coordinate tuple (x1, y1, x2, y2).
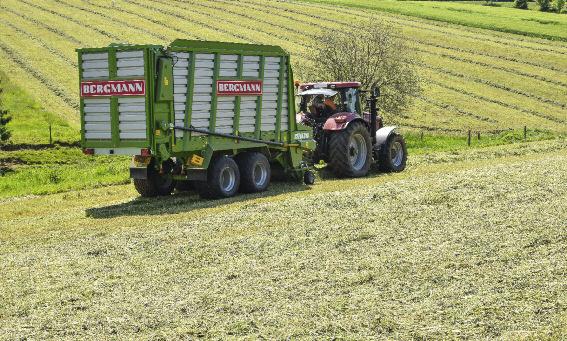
(78, 39, 406, 199)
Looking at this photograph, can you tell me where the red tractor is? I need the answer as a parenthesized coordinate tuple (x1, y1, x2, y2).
(297, 82, 407, 177)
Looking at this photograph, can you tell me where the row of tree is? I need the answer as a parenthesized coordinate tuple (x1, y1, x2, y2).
(515, 0, 565, 12)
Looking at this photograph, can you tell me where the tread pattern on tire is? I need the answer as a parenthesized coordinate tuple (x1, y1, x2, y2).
(379, 133, 408, 172)
(237, 152, 271, 193)
(196, 155, 240, 199)
(328, 121, 372, 178)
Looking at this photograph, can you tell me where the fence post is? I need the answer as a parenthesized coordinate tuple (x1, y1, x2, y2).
(467, 130, 471, 146)
(477, 132, 480, 141)
(524, 126, 527, 141)
(49, 124, 52, 145)
(420, 131, 423, 141)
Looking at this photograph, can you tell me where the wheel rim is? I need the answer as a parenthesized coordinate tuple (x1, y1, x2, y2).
(349, 133, 367, 171)
(253, 162, 268, 187)
(220, 166, 236, 192)
(390, 141, 404, 168)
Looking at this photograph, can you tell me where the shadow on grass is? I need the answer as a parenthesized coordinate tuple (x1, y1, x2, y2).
(85, 180, 309, 219)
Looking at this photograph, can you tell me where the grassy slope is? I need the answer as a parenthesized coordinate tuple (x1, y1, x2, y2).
(0, 0, 565, 134)
(302, 0, 567, 41)
(1, 139, 566, 339)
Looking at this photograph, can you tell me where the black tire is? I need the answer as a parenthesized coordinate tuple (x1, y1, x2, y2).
(196, 155, 240, 199)
(133, 168, 176, 197)
(379, 133, 407, 172)
(175, 180, 193, 192)
(328, 121, 372, 177)
(236, 152, 271, 193)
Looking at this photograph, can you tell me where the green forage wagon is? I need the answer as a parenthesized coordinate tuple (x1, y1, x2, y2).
(78, 39, 315, 199)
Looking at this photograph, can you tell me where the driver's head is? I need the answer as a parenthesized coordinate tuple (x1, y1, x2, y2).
(313, 95, 324, 107)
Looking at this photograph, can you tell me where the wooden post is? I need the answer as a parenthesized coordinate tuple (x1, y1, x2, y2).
(49, 124, 52, 145)
(477, 132, 480, 141)
(420, 131, 423, 141)
(524, 126, 527, 141)
(467, 130, 471, 146)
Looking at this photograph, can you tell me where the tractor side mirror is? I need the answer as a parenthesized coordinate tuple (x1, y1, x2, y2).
(371, 87, 380, 98)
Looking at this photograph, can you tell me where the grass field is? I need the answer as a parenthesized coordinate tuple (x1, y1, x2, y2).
(0, 0, 566, 135)
(305, 0, 567, 41)
(1, 139, 566, 339)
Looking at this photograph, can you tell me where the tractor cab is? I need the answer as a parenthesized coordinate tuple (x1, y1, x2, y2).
(297, 82, 362, 121)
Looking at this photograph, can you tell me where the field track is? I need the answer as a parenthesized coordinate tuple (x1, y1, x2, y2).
(0, 0, 566, 132)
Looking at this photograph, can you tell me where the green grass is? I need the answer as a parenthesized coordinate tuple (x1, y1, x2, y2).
(1, 139, 565, 339)
(0, 0, 565, 135)
(302, 0, 567, 41)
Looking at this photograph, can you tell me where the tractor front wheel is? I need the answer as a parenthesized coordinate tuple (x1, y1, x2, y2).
(379, 133, 407, 172)
(328, 121, 372, 177)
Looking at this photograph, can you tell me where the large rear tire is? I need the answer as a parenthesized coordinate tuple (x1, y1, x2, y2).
(196, 155, 240, 199)
(379, 134, 407, 172)
(133, 168, 176, 197)
(236, 152, 271, 193)
(328, 121, 372, 177)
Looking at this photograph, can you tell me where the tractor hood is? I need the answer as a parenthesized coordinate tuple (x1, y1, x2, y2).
(297, 88, 338, 97)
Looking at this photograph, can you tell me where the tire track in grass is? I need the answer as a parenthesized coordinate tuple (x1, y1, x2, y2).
(18, 0, 122, 41)
(0, 5, 82, 45)
(179, 0, 567, 118)
(52, 0, 170, 42)
(417, 95, 498, 124)
(226, 0, 567, 88)
(0, 20, 77, 67)
(282, 0, 567, 55)
(0, 41, 78, 110)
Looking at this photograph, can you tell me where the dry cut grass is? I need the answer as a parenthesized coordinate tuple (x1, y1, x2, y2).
(1, 140, 566, 339)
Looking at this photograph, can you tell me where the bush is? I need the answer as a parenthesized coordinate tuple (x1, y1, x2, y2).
(537, 0, 552, 11)
(299, 17, 421, 116)
(514, 0, 529, 9)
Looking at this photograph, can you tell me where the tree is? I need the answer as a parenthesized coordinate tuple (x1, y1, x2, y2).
(298, 17, 421, 117)
(0, 87, 11, 146)
(555, 0, 566, 12)
(514, 0, 529, 9)
(537, 0, 551, 11)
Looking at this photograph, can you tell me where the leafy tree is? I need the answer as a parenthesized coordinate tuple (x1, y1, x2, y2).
(537, 0, 551, 11)
(555, 0, 566, 12)
(299, 17, 421, 116)
(514, 0, 529, 9)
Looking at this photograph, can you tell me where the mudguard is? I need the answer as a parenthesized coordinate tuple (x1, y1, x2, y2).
(322, 112, 362, 131)
(375, 126, 398, 146)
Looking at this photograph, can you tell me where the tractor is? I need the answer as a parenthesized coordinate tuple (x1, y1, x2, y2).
(297, 82, 407, 177)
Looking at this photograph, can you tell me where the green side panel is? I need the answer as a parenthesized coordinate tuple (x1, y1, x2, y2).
(255, 56, 265, 139)
(156, 57, 173, 102)
(275, 56, 285, 141)
(209, 53, 220, 134)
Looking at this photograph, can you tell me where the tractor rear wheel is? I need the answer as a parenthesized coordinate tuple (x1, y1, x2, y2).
(133, 168, 176, 197)
(236, 152, 271, 193)
(379, 133, 407, 172)
(196, 155, 240, 199)
(328, 121, 372, 177)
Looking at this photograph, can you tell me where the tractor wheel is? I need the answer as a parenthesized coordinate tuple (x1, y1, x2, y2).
(236, 152, 271, 193)
(379, 133, 407, 172)
(328, 121, 372, 177)
(133, 168, 176, 197)
(196, 155, 240, 199)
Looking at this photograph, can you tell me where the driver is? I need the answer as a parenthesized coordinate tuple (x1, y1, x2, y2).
(310, 95, 338, 117)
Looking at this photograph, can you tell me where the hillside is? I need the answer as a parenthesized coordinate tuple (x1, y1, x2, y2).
(0, 0, 566, 138)
(1, 140, 566, 339)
